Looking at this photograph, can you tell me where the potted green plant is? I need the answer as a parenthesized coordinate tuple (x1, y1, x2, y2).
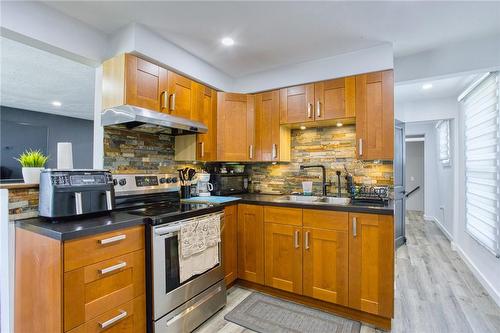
(14, 149, 49, 184)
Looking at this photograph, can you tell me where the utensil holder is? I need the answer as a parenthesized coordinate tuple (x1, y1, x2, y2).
(180, 185, 191, 199)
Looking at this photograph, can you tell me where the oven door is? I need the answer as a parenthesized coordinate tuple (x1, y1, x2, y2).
(152, 213, 224, 321)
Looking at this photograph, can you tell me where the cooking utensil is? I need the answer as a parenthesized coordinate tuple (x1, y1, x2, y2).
(188, 168, 196, 181)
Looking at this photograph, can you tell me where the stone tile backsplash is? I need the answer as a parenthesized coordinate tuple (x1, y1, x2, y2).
(103, 125, 393, 195)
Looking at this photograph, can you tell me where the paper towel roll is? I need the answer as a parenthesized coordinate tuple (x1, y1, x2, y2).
(57, 142, 73, 169)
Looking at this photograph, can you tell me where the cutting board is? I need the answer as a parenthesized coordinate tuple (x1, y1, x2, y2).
(182, 196, 241, 204)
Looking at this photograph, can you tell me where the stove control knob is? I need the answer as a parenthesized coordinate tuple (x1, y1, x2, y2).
(166, 178, 172, 183)
(118, 179, 127, 186)
(159, 178, 166, 184)
(113, 179, 118, 186)
(171, 177, 178, 183)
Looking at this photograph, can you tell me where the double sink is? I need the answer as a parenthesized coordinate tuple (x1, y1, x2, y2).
(274, 195, 350, 206)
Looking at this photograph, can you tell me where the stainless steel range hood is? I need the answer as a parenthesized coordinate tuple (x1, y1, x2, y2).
(101, 105, 208, 134)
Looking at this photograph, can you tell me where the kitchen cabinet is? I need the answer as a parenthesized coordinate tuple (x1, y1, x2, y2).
(348, 212, 394, 318)
(355, 70, 394, 160)
(217, 92, 255, 161)
(15, 226, 146, 333)
(222, 205, 238, 286)
(279, 78, 356, 125)
(255, 90, 291, 162)
(302, 210, 349, 306)
(264, 222, 303, 294)
(279, 84, 315, 124)
(196, 83, 218, 161)
(237, 204, 264, 284)
(103, 53, 167, 112)
(314, 77, 356, 121)
(167, 71, 196, 119)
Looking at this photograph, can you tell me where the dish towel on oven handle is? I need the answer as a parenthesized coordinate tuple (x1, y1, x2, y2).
(179, 213, 221, 283)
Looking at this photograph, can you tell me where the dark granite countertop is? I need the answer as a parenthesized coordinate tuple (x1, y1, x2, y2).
(229, 193, 394, 215)
(15, 212, 145, 241)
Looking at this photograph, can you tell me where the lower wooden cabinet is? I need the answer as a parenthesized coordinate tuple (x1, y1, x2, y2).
(237, 204, 265, 284)
(222, 205, 238, 286)
(348, 213, 394, 318)
(67, 295, 146, 333)
(264, 223, 302, 294)
(15, 226, 146, 333)
(303, 227, 349, 306)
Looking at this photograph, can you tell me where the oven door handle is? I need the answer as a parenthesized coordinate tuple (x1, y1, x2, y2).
(155, 224, 182, 236)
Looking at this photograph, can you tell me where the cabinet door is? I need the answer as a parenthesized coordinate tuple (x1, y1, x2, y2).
(167, 71, 195, 119)
(279, 84, 314, 124)
(255, 90, 280, 161)
(264, 223, 303, 294)
(222, 205, 238, 286)
(125, 54, 167, 111)
(196, 84, 217, 161)
(355, 70, 394, 160)
(303, 228, 348, 306)
(217, 92, 255, 161)
(237, 204, 264, 284)
(348, 213, 394, 318)
(314, 77, 355, 121)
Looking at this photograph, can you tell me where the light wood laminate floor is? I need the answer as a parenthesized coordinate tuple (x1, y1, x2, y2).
(196, 211, 500, 333)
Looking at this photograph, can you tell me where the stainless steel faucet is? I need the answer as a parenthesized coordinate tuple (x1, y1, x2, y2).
(300, 164, 331, 196)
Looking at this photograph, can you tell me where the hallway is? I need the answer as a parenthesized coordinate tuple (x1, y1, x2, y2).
(197, 212, 500, 333)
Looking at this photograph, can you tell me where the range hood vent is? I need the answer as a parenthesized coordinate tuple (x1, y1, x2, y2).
(101, 105, 208, 135)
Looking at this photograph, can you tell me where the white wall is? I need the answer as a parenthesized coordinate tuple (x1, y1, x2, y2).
(394, 34, 500, 83)
(232, 43, 394, 93)
(396, 97, 459, 123)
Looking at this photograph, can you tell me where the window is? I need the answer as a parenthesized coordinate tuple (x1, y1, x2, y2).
(436, 119, 451, 166)
(460, 72, 500, 257)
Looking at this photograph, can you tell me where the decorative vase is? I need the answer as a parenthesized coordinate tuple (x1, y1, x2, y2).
(22, 167, 44, 184)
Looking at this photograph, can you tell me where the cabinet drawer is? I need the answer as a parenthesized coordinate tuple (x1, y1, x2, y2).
(64, 226, 144, 272)
(67, 295, 145, 333)
(64, 250, 145, 331)
(303, 209, 348, 231)
(264, 206, 302, 226)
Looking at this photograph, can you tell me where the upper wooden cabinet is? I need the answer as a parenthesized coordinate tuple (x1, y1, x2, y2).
(195, 83, 218, 161)
(280, 78, 356, 125)
(237, 204, 264, 284)
(217, 92, 255, 161)
(348, 213, 394, 318)
(315, 77, 356, 120)
(167, 71, 196, 119)
(102, 54, 198, 121)
(280, 84, 315, 124)
(255, 91, 291, 162)
(355, 70, 394, 160)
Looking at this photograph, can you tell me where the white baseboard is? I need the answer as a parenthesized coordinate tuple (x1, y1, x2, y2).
(424, 215, 453, 241)
(452, 241, 500, 308)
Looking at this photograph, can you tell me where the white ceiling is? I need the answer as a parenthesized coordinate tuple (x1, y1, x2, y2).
(43, 1, 500, 78)
(0, 37, 95, 120)
(395, 74, 480, 104)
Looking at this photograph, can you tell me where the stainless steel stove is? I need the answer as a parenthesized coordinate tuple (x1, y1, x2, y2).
(112, 173, 226, 333)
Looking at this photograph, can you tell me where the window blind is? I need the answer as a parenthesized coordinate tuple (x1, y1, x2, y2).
(461, 72, 500, 257)
(436, 120, 451, 166)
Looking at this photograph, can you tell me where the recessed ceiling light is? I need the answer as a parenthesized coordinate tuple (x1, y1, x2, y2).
(336, 122, 343, 127)
(422, 83, 433, 90)
(300, 126, 306, 130)
(221, 37, 234, 46)
(52, 101, 62, 107)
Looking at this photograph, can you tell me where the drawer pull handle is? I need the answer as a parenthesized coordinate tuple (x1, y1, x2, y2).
(294, 230, 300, 249)
(305, 231, 310, 250)
(99, 234, 126, 245)
(99, 310, 127, 329)
(99, 261, 127, 275)
(166, 286, 222, 326)
(353, 217, 357, 237)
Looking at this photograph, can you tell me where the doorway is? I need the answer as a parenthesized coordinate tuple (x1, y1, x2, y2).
(405, 139, 424, 213)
